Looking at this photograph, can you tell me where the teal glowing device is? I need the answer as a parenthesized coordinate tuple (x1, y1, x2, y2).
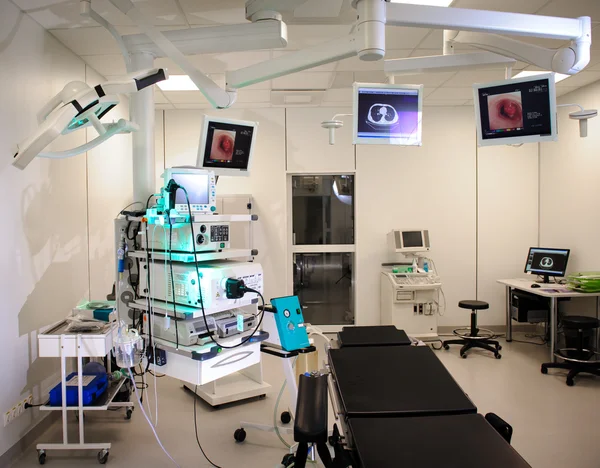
(263, 296, 310, 352)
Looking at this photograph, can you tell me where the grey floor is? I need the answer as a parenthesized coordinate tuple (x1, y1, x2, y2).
(10, 334, 600, 468)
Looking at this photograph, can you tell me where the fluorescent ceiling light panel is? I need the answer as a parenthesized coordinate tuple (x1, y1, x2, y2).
(390, 0, 454, 6)
(513, 70, 569, 83)
(157, 75, 198, 91)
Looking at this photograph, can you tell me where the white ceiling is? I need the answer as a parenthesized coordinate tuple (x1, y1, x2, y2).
(11, 0, 600, 109)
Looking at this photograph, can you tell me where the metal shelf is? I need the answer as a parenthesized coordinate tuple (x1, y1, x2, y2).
(40, 378, 128, 412)
(130, 297, 258, 319)
(127, 214, 258, 223)
(129, 248, 256, 263)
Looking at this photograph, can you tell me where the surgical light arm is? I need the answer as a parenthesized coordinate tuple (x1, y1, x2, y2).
(109, 0, 236, 109)
(227, 35, 358, 89)
(13, 68, 167, 170)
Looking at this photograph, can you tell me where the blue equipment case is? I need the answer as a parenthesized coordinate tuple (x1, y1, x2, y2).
(49, 373, 109, 406)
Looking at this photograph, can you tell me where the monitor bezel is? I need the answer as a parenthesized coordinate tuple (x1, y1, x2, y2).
(473, 72, 558, 147)
(197, 115, 258, 177)
(524, 247, 571, 277)
(352, 82, 424, 146)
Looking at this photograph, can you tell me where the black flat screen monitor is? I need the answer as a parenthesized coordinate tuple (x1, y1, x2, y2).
(524, 247, 570, 283)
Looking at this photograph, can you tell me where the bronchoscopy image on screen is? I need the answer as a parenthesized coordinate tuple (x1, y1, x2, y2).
(210, 129, 236, 161)
(201, 120, 255, 170)
(487, 91, 523, 130)
(357, 87, 420, 141)
(477, 77, 553, 141)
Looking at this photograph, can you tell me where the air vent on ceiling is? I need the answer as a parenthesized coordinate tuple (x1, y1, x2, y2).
(271, 90, 326, 107)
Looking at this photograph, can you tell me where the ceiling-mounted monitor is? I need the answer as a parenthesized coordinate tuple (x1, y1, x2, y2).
(353, 82, 423, 146)
(197, 115, 258, 176)
(473, 72, 557, 147)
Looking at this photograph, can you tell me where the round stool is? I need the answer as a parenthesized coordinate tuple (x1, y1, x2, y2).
(442, 300, 501, 359)
(541, 315, 600, 386)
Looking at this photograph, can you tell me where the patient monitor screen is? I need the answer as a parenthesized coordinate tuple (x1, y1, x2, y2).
(200, 119, 255, 171)
(354, 84, 422, 146)
(476, 77, 555, 144)
(171, 173, 210, 205)
(402, 231, 424, 248)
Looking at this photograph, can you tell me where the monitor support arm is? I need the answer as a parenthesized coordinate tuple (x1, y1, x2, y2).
(385, 3, 591, 75)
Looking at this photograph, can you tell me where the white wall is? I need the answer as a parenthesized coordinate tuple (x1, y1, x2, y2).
(161, 106, 542, 328)
(540, 80, 600, 314)
(0, 3, 88, 457)
(355, 107, 478, 326)
(0, 3, 133, 458)
(478, 144, 539, 325)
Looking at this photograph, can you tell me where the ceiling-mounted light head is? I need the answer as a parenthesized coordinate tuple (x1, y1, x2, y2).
(321, 114, 352, 145)
(569, 109, 598, 138)
(321, 120, 344, 145)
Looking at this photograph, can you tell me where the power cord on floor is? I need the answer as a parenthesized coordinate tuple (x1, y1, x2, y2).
(194, 385, 222, 468)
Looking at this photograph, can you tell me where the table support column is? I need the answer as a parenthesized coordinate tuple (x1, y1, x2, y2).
(505, 286, 512, 342)
(550, 297, 558, 363)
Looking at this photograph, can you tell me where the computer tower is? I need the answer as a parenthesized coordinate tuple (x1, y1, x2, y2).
(511, 290, 549, 323)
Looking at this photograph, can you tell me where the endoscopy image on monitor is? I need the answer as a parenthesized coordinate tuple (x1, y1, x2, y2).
(353, 83, 423, 146)
(197, 116, 258, 176)
(210, 129, 236, 161)
(487, 91, 524, 131)
(474, 72, 557, 147)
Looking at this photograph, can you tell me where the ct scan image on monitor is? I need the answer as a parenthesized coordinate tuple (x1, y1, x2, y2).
(197, 115, 257, 176)
(353, 83, 423, 146)
(524, 247, 570, 283)
(473, 72, 557, 147)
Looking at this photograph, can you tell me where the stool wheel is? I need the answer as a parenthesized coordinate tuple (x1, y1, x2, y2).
(443, 344, 450, 350)
(497, 345, 502, 351)
(566, 377, 575, 387)
(541, 365, 548, 374)
(280, 411, 292, 424)
(495, 353, 502, 359)
(234, 428, 247, 443)
(461, 353, 467, 359)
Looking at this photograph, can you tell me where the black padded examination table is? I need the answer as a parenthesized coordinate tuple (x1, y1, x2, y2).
(348, 414, 531, 468)
(329, 345, 477, 418)
(337, 325, 411, 347)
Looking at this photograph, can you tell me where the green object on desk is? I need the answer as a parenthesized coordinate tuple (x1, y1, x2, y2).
(567, 272, 600, 293)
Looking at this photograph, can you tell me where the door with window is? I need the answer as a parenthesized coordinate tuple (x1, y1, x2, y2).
(290, 175, 355, 329)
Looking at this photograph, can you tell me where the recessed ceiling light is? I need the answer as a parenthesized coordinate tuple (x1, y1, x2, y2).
(513, 70, 570, 83)
(390, 0, 454, 6)
(157, 75, 198, 91)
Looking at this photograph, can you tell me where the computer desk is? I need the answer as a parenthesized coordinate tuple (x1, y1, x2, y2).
(498, 278, 600, 362)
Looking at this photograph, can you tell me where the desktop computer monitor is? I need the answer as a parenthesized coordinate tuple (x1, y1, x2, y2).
(524, 247, 570, 283)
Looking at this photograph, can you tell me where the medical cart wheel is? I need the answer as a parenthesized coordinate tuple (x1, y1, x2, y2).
(125, 408, 133, 420)
(443, 344, 450, 350)
(281, 411, 292, 424)
(541, 364, 548, 374)
(97, 449, 109, 464)
(495, 353, 502, 359)
(234, 428, 247, 443)
(38, 450, 46, 465)
(282, 454, 296, 467)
